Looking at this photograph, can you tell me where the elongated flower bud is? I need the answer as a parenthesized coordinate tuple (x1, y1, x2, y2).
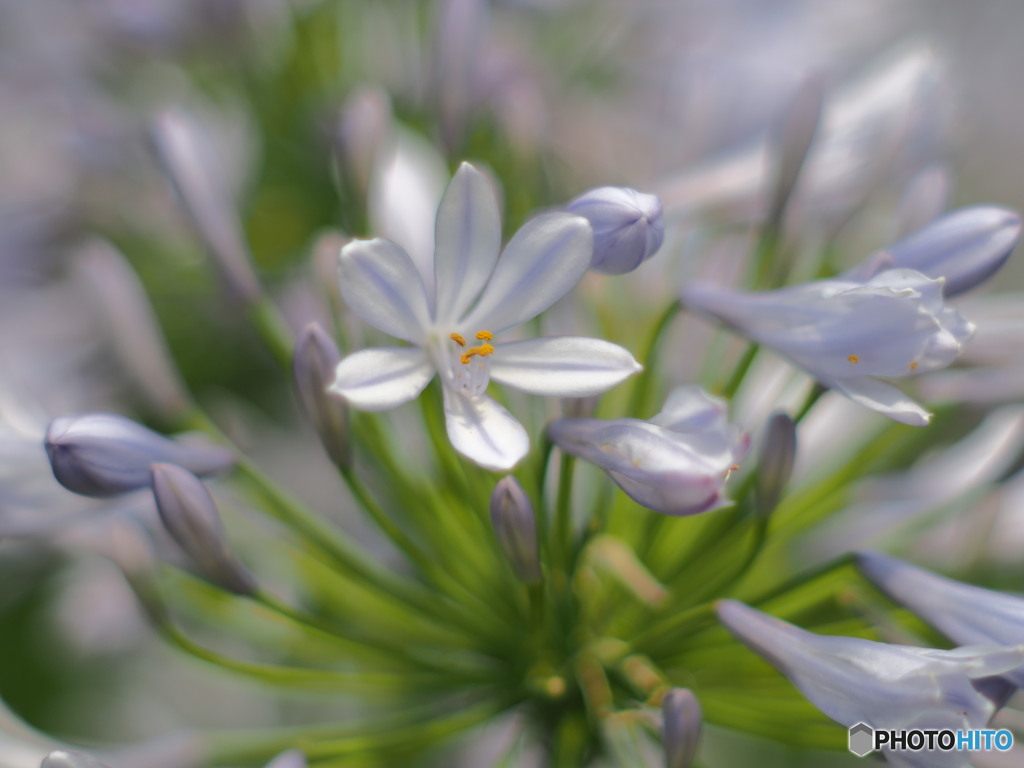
(45, 414, 235, 498)
(847, 206, 1021, 297)
(41, 751, 110, 768)
(151, 463, 256, 596)
(662, 688, 702, 768)
(150, 108, 262, 303)
(490, 476, 541, 583)
(265, 750, 307, 768)
(565, 186, 664, 274)
(293, 323, 351, 469)
(755, 412, 797, 517)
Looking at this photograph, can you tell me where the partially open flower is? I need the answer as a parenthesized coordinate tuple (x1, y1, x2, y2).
(683, 269, 974, 425)
(717, 600, 1024, 768)
(565, 186, 664, 274)
(548, 386, 749, 516)
(45, 413, 235, 498)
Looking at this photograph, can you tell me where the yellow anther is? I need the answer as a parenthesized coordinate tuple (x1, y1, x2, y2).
(460, 343, 495, 364)
(449, 333, 466, 347)
(475, 330, 494, 341)
(909, 361, 919, 371)
(848, 354, 860, 364)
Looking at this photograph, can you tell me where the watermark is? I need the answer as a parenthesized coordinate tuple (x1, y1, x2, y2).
(848, 723, 1013, 757)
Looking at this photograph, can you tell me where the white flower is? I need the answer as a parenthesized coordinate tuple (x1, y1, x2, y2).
(547, 386, 749, 516)
(682, 269, 974, 426)
(330, 162, 642, 470)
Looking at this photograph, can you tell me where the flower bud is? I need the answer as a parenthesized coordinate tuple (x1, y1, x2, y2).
(293, 323, 351, 469)
(565, 186, 664, 274)
(755, 411, 797, 517)
(489, 476, 541, 583)
(662, 688, 702, 768)
(847, 206, 1021, 298)
(41, 751, 110, 768)
(45, 414, 235, 498)
(265, 750, 307, 768)
(150, 107, 262, 303)
(151, 463, 256, 596)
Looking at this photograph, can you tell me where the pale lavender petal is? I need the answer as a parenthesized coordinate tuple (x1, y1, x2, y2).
(488, 337, 641, 396)
(829, 377, 931, 426)
(649, 386, 728, 433)
(338, 238, 432, 344)
(330, 347, 433, 411)
(433, 163, 502, 326)
(565, 186, 664, 274)
(461, 213, 592, 334)
(443, 388, 529, 471)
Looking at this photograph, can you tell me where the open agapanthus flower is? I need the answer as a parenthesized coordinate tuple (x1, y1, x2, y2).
(548, 386, 749, 515)
(717, 600, 1024, 768)
(330, 162, 642, 470)
(683, 269, 973, 425)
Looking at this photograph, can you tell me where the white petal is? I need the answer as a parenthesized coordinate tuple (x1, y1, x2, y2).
(338, 238, 431, 344)
(443, 388, 529, 471)
(330, 347, 434, 410)
(461, 213, 592, 333)
(830, 376, 931, 426)
(433, 163, 502, 326)
(488, 337, 641, 396)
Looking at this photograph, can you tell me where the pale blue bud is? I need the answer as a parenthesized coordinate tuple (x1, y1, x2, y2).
(41, 751, 110, 768)
(662, 688, 701, 768)
(857, 551, 1024, 688)
(755, 412, 797, 517)
(489, 476, 541, 583)
(151, 463, 256, 596)
(848, 206, 1021, 297)
(45, 414, 235, 498)
(293, 323, 351, 469)
(565, 186, 664, 274)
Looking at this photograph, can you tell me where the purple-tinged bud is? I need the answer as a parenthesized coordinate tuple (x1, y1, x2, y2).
(45, 414, 235, 498)
(755, 412, 797, 517)
(847, 206, 1022, 297)
(151, 463, 256, 596)
(662, 688, 702, 768)
(565, 186, 664, 274)
(150, 108, 262, 303)
(265, 750, 307, 768)
(41, 751, 110, 768)
(489, 476, 541, 583)
(293, 323, 351, 469)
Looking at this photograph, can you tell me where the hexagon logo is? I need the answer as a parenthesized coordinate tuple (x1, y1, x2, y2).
(848, 722, 875, 757)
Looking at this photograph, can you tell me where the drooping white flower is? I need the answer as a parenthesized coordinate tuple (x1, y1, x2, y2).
(683, 269, 974, 426)
(717, 600, 1024, 768)
(331, 162, 641, 471)
(547, 386, 749, 516)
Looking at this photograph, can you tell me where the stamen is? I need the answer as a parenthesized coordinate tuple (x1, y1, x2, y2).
(848, 354, 860, 364)
(908, 361, 919, 371)
(450, 333, 466, 347)
(475, 330, 494, 341)
(460, 343, 495, 365)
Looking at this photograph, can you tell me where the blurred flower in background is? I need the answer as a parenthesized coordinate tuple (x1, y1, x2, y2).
(3, 1, 1024, 767)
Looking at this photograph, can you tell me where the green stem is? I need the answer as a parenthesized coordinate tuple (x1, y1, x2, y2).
(719, 343, 759, 399)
